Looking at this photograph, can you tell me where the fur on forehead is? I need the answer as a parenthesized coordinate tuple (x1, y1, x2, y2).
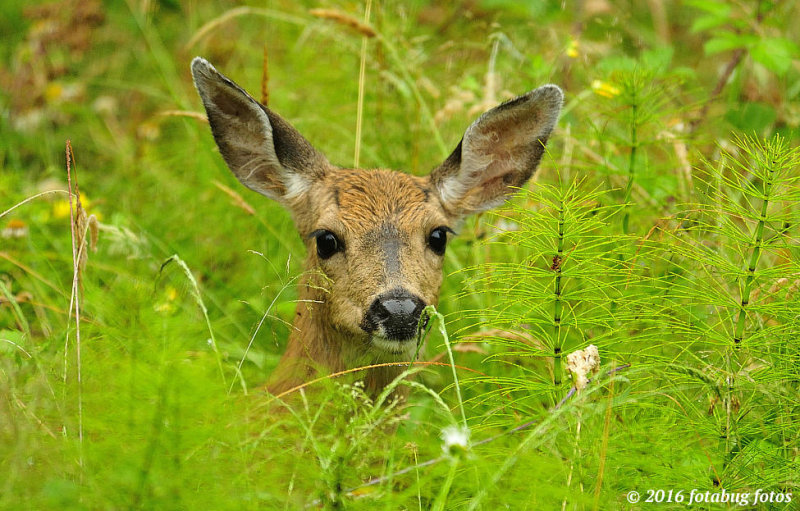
(314, 168, 441, 229)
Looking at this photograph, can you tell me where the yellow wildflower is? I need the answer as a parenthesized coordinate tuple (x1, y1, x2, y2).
(591, 80, 621, 98)
(53, 200, 72, 219)
(53, 196, 100, 221)
(566, 38, 579, 59)
(154, 286, 179, 315)
(45, 82, 64, 103)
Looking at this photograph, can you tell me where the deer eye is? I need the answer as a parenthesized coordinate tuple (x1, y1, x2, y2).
(312, 230, 342, 259)
(428, 226, 451, 256)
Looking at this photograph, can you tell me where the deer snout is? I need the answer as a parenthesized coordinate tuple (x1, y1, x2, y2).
(362, 288, 426, 342)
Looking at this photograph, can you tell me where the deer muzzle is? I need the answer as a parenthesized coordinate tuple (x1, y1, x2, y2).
(361, 287, 426, 343)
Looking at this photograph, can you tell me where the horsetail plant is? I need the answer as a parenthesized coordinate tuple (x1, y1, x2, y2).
(665, 133, 800, 485)
(587, 50, 684, 233)
(465, 180, 638, 397)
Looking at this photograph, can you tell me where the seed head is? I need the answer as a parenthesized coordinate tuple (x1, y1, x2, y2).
(566, 344, 601, 391)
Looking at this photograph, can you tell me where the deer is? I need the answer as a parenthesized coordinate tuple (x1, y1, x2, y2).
(190, 57, 563, 398)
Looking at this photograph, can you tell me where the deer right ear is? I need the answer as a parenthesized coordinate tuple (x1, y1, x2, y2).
(429, 85, 563, 217)
(191, 57, 329, 203)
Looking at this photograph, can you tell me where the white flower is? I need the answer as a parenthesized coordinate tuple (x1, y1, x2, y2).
(441, 425, 470, 458)
(566, 344, 601, 391)
(2, 220, 29, 239)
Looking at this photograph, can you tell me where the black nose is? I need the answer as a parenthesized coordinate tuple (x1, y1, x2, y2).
(362, 288, 426, 341)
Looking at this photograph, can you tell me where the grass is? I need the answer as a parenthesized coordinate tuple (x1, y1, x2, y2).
(2, 0, 799, 509)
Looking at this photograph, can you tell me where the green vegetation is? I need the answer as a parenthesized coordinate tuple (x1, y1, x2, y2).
(2, 1, 798, 509)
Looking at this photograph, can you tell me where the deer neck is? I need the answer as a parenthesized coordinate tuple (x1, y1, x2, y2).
(267, 272, 408, 398)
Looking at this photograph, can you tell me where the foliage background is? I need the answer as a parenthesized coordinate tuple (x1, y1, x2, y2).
(1, 0, 798, 509)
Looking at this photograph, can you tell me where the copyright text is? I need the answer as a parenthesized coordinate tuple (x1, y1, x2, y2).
(625, 488, 792, 506)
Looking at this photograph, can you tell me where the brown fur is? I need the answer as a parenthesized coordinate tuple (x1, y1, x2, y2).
(272, 169, 451, 395)
(190, 57, 563, 398)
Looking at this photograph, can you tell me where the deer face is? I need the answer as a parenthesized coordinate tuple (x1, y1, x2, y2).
(191, 57, 563, 363)
(294, 168, 449, 357)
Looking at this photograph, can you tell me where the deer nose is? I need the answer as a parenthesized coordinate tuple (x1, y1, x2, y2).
(362, 288, 426, 341)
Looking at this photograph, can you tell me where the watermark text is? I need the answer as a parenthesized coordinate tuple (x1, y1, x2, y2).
(625, 488, 792, 506)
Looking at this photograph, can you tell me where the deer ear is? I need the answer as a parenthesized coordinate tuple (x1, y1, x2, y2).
(429, 85, 563, 217)
(191, 57, 329, 203)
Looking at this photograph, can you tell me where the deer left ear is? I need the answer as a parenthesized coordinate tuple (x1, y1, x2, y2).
(429, 85, 563, 217)
(191, 57, 330, 205)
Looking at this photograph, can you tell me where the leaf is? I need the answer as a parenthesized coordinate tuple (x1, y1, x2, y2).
(684, 0, 731, 17)
(691, 14, 729, 33)
(724, 102, 777, 135)
(704, 34, 749, 55)
(751, 37, 799, 75)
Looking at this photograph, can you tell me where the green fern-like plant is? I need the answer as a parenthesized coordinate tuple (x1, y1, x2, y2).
(463, 180, 640, 404)
(665, 134, 800, 491)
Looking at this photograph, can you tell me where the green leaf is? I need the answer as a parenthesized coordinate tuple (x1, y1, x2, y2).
(691, 14, 729, 33)
(684, 0, 731, 16)
(704, 34, 748, 55)
(751, 37, 799, 75)
(725, 102, 777, 135)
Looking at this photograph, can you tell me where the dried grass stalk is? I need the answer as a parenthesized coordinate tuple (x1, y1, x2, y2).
(309, 8, 376, 37)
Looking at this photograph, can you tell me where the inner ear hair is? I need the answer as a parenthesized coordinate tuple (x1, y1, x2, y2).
(429, 85, 564, 216)
(191, 57, 330, 203)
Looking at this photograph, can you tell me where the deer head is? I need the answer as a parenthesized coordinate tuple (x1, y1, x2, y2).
(191, 57, 563, 395)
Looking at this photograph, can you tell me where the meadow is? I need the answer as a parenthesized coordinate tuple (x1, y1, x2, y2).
(1, 0, 799, 509)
